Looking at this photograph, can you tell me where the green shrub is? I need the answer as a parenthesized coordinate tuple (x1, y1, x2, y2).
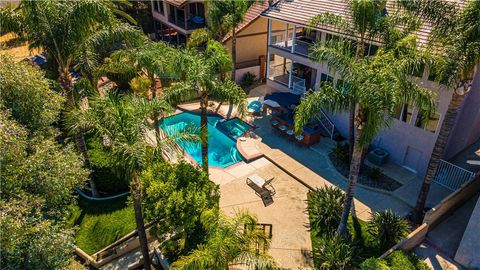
(241, 72, 257, 87)
(308, 186, 345, 236)
(87, 138, 129, 193)
(314, 235, 359, 270)
(360, 258, 390, 270)
(368, 210, 410, 252)
(331, 142, 350, 164)
(384, 251, 429, 270)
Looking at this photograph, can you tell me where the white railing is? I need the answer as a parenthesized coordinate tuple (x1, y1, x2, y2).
(433, 159, 475, 191)
(293, 39, 313, 56)
(292, 76, 306, 95)
(316, 109, 335, 139)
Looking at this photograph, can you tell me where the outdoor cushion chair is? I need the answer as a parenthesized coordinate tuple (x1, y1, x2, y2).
(246, 174, 276, 198)
(279, 125, 286, 131)
(247, 100, 262, 114)
(271, 119, 279, 126)
(286, 129, 294, 136)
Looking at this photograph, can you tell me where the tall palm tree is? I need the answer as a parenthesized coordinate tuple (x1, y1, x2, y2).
(171, 210, 277, 270)
(164, 40, 247, 174)
(295, 38, 435, 236)
(0, 0, 145, 197)
(398, 0, 480, 223)
(309, 0, 387, 158)
(204, 0, 257, 81)
(65, 93, 175, 270)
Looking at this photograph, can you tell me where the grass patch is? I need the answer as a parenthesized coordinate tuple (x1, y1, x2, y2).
(68, 196, 136, 254)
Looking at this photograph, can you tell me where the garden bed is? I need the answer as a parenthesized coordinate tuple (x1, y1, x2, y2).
(329, 152, 402, 192)
(68, 196, 135, 254)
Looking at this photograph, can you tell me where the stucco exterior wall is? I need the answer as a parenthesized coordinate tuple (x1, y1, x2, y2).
(444, 68, 480, 160)
(224, 18, 291, 67)
(265, 20, 466, 177)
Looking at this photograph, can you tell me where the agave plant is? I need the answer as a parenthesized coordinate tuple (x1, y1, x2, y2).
(368, 210, 410, 252)
(314, 235, 359, 270)
(307, 186, 345, 236)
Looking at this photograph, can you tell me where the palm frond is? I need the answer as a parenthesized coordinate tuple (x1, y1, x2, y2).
(163, 81, 197, 106)
(209, 80, 247, 116)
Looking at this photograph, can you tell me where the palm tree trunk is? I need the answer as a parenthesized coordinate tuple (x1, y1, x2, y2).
(337, 114, 365, 236)
(131, 171, 151, 270)
(231, 27, 237, 82)
(348, 101, 355, 160)
(200, 92, 209, 174)
(412, 89, 466, 223)
(150, 73, 162, 138)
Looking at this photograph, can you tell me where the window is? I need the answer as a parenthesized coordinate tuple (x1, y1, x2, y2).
(364, 43, 379, 56)
(396, 102, 414, 123)
(154, 0, 164, 14)
(320, 73, 334, 83)
(415, 109, 440, 133)
(270, 34, 284, 45)
(326, 33, 340, 42)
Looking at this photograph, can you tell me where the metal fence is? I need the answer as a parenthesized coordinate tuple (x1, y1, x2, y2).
(433, 159, 475, 191)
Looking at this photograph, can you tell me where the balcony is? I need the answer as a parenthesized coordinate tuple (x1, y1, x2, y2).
(167, 3, 205, 31)
(271, 38, 314, 57)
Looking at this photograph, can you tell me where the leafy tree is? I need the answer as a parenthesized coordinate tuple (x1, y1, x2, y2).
(171, 210, 277, 270)
(368, 210, 409, 252)
(0, 53, 64, 134)
(141, 161, 219, 243)
(295, 38, 435, 236)
(398, 0, 480, 224)
(0, 197, 75, 270)
(164, 40, 247, 174)
(0, 0, 145, 102)
(386, 250, 430, 270)
(0, 109, 88, 217)
(308, 186, 345, 236)
(65, 93, 175, 270)
(205, 0, 257, 80)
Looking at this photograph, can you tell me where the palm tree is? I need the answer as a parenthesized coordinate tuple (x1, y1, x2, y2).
(0, 0, 145, 197)
(65, 93, 175, 270)
(164, 40, 247, 174)
(295, 38, 435, 236)
(171, 210, 277, 270)
(308, 0, 387, 158)
(398, 0, 480, 223)
(203, 0, 257, 81)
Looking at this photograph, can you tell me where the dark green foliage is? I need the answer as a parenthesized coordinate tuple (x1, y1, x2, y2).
(142, 161, 220, 239)
(331, 142, 350, 164)
(87, 138, 129, 193)
(387, 251, 430, 270)
(368, 210, 410, 252)
(241, 71, 257, 87)
(313, 235, 359, 270)
(307, 186, 345, 236)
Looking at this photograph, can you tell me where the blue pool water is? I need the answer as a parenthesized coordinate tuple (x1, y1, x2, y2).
(160, 112, 249, 168)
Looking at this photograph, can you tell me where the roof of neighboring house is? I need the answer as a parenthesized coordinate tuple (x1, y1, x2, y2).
(165, 0, 189, 7)
(260, 0, 465, 46)
(222, 0, 273, 43)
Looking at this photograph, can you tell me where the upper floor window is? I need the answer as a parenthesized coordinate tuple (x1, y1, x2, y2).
(320, 73, 334, 84)
(395, 102, 414, 123)
(364, 43, 379, 56)
(415, 106, 440, 133)
(154, 0, 164, 15)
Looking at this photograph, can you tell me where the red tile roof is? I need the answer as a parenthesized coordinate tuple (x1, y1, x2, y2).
(222, 0, 273, 43)
(165, 0, 189, 7)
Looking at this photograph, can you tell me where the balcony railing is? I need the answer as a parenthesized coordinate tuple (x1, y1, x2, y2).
(271, 38, 314, 57)
(168, 15, 205, 30)
(433, 159, 475, 191)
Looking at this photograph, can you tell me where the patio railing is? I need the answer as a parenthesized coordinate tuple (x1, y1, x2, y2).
(292, 77, 306, 95)
(433, 159, 475, 191)
(317, 109, 335, 139)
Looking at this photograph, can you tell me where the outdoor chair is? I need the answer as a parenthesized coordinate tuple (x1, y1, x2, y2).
(246, 174, 276, 198)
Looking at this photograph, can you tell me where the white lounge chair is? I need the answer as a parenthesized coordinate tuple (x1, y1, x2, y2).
(246, 174, 276, 198)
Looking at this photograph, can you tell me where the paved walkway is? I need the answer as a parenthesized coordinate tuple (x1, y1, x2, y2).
(211, 158, 314, 269)
(251, 114, 413, 220)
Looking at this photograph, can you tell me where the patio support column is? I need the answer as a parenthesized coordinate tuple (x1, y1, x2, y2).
(291, 25, 296, 53)
(266, 19, 272, 80)
(184, 6, 187, 30)
(284, 23, 288, 47)
(288, 60, 293, 88)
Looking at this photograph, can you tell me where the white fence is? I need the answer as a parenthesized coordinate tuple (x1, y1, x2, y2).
(433, 159, 475, 191)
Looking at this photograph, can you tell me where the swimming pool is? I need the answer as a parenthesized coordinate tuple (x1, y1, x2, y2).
(160, 112, 251, 168)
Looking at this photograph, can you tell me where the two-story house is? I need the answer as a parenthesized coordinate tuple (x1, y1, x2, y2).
(261, 0, 480, 188)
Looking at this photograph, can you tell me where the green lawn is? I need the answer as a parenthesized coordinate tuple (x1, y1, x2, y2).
(68, 196, 136, 254)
